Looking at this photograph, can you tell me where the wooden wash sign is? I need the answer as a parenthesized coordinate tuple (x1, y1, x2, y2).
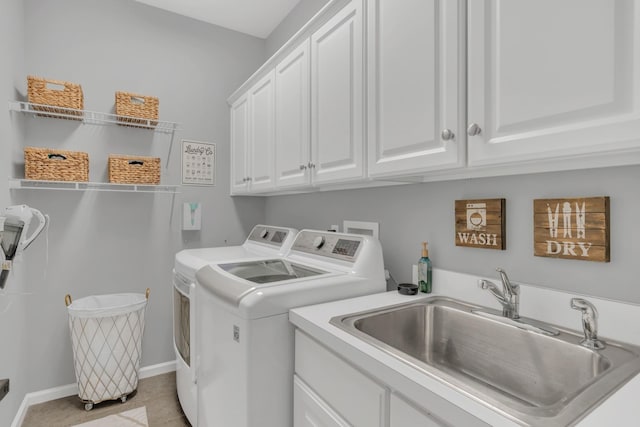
(455, 199, 506, 250)
(533, 197, 610, 262)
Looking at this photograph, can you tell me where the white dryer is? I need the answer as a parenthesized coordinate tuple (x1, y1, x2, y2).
(172, 224, 298, 426)
(195, 230, 386, 427)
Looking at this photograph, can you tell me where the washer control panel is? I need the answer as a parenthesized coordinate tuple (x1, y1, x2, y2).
(292, 231, 363, 262)
(248, 226, 292, 247)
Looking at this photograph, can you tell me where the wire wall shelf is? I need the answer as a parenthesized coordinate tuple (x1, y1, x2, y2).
(9, 100, 181, 134)
(9, 178, 180, 194)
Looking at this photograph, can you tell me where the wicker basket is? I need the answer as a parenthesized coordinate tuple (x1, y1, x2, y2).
(115, 92, 159, 128)
(109, 155, 160, 184)
(27, 76, 84, 119)
(25, 147, 89, 182)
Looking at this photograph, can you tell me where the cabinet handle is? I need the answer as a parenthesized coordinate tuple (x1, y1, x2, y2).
(441, 129, 455, 141)
(467, 123, 482, 136)
(299, 164, 307, 171)
(308, 162, 316, 169)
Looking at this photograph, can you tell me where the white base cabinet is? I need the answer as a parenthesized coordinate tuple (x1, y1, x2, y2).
(294, 330, 488, 427)
(389, 393, 447, 427)
(294, 331, 385, 427)
(294, 376, 350, 427)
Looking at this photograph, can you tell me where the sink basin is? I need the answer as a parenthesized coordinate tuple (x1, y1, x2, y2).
(330, 297, 640, 426)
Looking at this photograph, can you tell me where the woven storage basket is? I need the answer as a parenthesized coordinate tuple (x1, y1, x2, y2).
(109, 155, 160, 184)
(25, 147, 89, 182)
(27, 76, 84, 119)
(115, 92, 159, 127)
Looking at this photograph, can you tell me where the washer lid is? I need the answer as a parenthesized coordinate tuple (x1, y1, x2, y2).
(218, 259, 327, 284)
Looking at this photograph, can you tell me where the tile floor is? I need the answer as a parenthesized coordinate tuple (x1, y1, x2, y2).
(22, 372, 190, 427)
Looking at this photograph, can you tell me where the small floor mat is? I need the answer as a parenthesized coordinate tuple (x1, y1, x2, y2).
(72, 406, 148, 427)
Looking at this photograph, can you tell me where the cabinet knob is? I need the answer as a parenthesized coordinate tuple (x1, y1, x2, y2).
(467, 123, 482, 136)
(308, 162, 316, 169)
(441, 129, 455, 141)
(246, 177, 252, 182)
(242, 177, 247, 182)
(299, 164, 307, 171)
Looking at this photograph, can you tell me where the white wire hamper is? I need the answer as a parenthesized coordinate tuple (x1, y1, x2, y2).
(65, 289, 150, 411)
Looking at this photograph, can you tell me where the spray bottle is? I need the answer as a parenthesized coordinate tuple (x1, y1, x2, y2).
(418, 242, 432, 293)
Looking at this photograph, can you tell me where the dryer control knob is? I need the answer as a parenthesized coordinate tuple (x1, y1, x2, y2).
(313, 236, 325, 249)
(260, 229, 270, 239)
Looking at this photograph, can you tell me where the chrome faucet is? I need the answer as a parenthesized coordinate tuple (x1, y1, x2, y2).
(478, 268, 520, 319)
(570, 298, 605, 350)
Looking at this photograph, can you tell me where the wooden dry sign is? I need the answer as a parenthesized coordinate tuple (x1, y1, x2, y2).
(533, 197, 610, 262)
(455, 199, 506, 250)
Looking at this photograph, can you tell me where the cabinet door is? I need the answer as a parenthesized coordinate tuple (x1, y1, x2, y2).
(295, 331, 385, 427)
(248, 70, 276, 192)
(230, 94, 250, 194)
(468, 0, 640, 167)
(390, 392, 490, 427)
(293, 376, 349, 427)
(275, 40, 311, 189)
(368, 0, 464, 178)
(390, 393, 447, 427)
(310, 0, 365, 185)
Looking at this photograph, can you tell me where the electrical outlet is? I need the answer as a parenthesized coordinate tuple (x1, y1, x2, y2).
(0, 379, 9, 402)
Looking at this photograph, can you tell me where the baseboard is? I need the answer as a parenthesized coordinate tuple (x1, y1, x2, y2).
(10, 360, 176, 427)
(139, 360, 176, 379)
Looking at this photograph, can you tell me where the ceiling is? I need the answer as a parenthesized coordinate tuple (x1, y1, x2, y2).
(134, 0, 301, 39)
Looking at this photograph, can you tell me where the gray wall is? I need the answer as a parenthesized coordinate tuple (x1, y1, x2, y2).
(265, 165, 640, 304)
(0, 0, 28, 422)
(0, 0, 265, 418)
(265, 0, 330, 58)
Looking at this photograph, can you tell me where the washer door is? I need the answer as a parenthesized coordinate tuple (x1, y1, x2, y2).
(173, 274, 192, 366)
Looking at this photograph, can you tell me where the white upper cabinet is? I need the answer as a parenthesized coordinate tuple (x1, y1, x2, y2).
(230, 0, 640, 195)
(275, 40, 311, 189)
(230, 93, 250, 194)
(367, 0, 465, 178)
(467, 0, 640, 167)
(248, 70, 276, 192)
(230, 71, 276, 195)
(310, 0, 365, 185)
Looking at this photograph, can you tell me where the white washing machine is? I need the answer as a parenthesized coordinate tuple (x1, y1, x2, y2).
(173, 225, 298, 426)
(195, 229, 386, 427)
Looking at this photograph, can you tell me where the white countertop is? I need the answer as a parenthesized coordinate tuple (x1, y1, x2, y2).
(289, 269, 640, 426)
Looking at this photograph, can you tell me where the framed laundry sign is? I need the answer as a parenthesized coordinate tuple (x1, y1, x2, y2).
(455, 199, 506, 250)
(533, 197, 610, 262)
(182, 140, 215, 186)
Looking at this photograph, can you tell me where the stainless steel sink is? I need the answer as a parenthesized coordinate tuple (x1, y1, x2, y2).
(330, 297, 640, 426)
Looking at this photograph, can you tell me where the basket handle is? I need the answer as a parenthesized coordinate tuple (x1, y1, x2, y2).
(45, 82, 66, 92)
(64, 294, 72, 307)
(130, 96, 146, 105)
(48, 153, 67, 160)
(145, 288, 150, 300)
(129, 160, 144, 166)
